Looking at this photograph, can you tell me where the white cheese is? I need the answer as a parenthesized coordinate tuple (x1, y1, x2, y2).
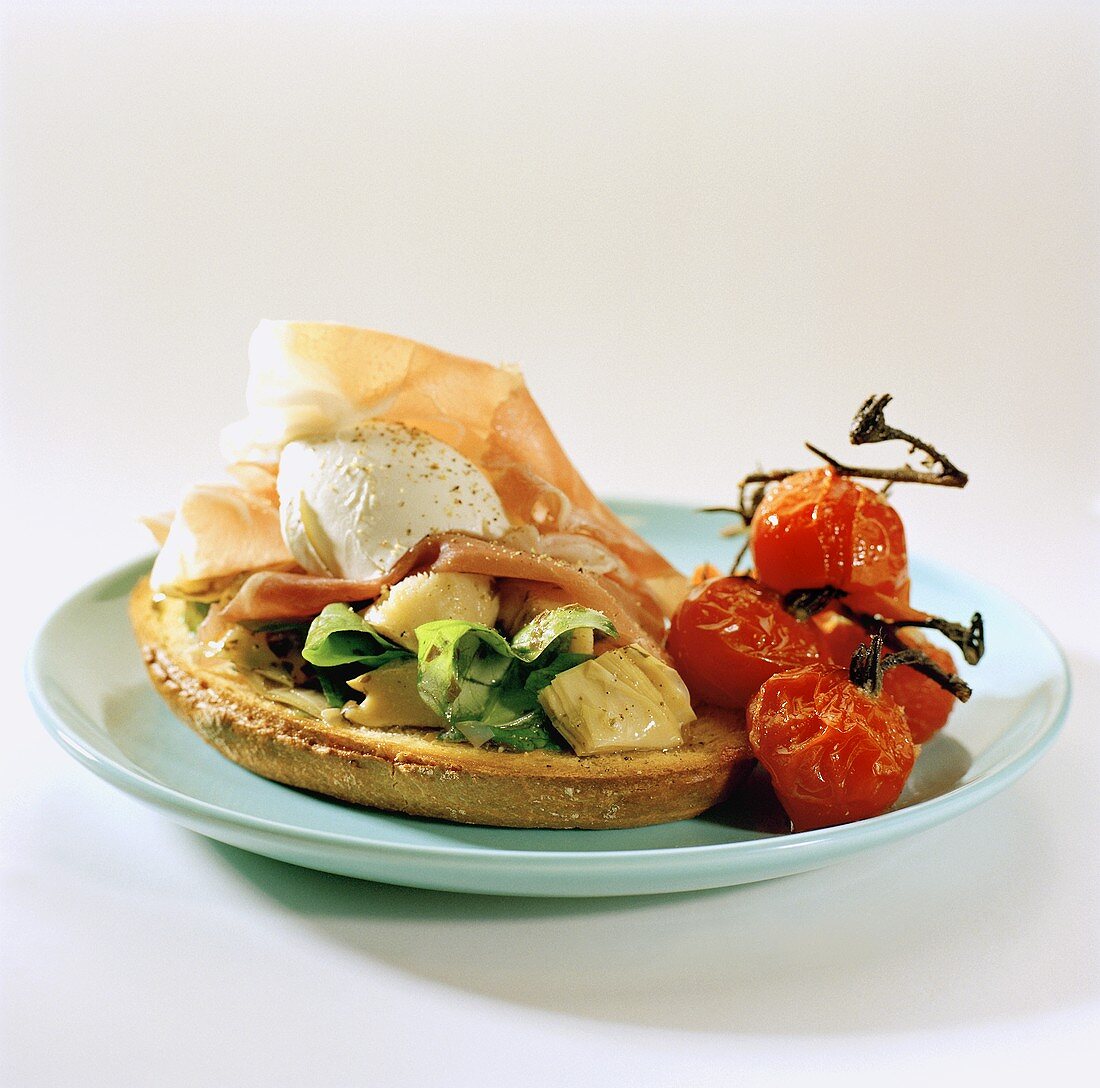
(277, 421, 509, 580)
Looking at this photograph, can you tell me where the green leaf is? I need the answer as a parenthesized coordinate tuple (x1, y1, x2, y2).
(316, 670, 351, 708)
(183, 600, 211, 632)
(524, 653, 593, 693)
(415, 620, 513, 720)
(245, 618, 310, 635)
(414, 606, 614, 753)
(302, 603, 413, 669)
(510, 606, 617, 660)
(437, 711, 561, 752)
(485, 720, 562, 751)
(416, 606, 614, 714)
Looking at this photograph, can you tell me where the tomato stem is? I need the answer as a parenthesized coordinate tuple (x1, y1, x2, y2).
(843, 606, 985, 666)
(848, 627, 972, 703)
(893, 613, 984, 666)
(734, 395, 969, 519)
(804, 442, 968, 488)
(702, 476, 772, 525)
(783, 585, 848, 621)
(849, 394, 969, 487)
(849, 632, 887, 695)
(881, 648, 973, 703)
(729, 535, 753, 576)
(843, 609, 975, 703)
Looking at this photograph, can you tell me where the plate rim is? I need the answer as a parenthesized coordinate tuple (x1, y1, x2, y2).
(25, 525, 1072, 874)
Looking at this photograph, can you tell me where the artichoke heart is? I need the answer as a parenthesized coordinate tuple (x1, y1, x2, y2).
(537, 645, 696, 756)
(343, 660, 443, 729)
(365, 572, 498, 650)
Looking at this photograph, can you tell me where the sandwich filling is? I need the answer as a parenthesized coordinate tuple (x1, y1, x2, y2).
(147, 322, 696, 756)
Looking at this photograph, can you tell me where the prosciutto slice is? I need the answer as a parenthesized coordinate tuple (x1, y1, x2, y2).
(219, 322, 687, 611)
(149, 476, 295, 595)
(210, 532, 665, 650)
(154, 322, 688, 636)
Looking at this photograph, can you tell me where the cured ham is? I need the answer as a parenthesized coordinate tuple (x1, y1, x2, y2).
(149, 479, 295, 596)
(209, 532, 665, 650)
(218, 322, 687, 610)
(152, 322, 688, 646)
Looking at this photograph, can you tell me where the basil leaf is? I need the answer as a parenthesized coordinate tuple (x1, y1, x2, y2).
(414, 607, 614, 752)
(303, 603, 413, 669)
(415, 621, 514, 720)
(510, 606, 617, 660)
(183, 600, 211, 632)
(523, 652, 592, 693)
(316, 670, 352, 708)
(445, 712, 562, 752)
(245, 618, 310, 635)
(483, 720, 561, 751)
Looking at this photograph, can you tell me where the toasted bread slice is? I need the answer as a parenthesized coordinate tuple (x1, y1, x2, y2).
(129, 578, 754, 829)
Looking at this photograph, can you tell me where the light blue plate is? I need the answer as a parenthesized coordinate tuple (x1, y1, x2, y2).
(26, 502, 1070, 897)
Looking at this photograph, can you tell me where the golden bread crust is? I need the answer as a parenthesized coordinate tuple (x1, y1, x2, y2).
(129, 578, 753, 829)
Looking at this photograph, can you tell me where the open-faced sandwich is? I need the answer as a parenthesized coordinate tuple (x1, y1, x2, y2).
(134, 324, 984, 833)
(132, 322, 754, 829)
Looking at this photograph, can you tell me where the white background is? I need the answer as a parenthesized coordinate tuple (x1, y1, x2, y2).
(2, 2, 1097, 1085)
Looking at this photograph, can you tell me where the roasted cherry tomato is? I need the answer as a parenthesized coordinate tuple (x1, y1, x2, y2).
(747, 662, 915, 831)
(817, 614, 956, 744)
(667, 575, 827, 709)
(750, 467, 911, 617)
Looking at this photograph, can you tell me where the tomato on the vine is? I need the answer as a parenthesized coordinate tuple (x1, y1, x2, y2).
(747, 661, 915, 831)
(667, 575, 827, 710)
(750, 467, 912, 618)
(817, 614, 957, 744)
